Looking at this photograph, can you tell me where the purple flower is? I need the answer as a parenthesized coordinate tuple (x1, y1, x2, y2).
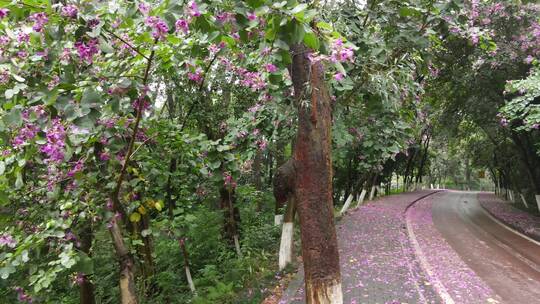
(17, 50, 28, 59)
(334, 72, 345, 81)
(61, 5, 78, 18)
(99, 151, 110, 161)
(187, 68, 203, 83)
(264, 63, 277, 73)
(73, 272, 86, 286)
(87, 18, 100, 28)
(0, 35, 10, 46)
(145, 16, 169, 40)
(67, 160, 84, 177)
(74, 39, 100, 64)
(175, 19, 189, 34)
(208, 43, 223, 55)
(256, 138, 268, 150)
(247, 12, 257, 21)
(223, 172, 237, 188)
(0, 233, 16, 248)
(330, 39, 354, 63)
(0, 69, 9, 85)
(524, 55, 534, 64)
(12, 123, 39, 148)
(47, 75, 60, 90)
(187, 1, 201, 17)
(28, 12, 48, 32)
(0, 8, 9, 20)
(40, 118, 66, 163)
(138, 2, 150, 15)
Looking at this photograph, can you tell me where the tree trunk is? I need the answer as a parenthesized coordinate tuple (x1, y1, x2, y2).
(279, 198, 296, 270)
(109, 220, 138, 304)
(416, 133, 431, 184)
(253, 150, 263, 211)
(219, 186, 241, 255)
(79, 223, 95, 304)
(273, 159, 295, 225)
(290, 44, 342, 304)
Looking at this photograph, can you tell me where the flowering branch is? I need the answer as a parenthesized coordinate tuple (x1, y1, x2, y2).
(110, 39, 157, 216)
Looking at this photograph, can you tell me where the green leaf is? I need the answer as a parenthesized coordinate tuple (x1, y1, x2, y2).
(303, 30, 319, 50)
(316, 21, 333, 31)
(81, 89, 100, 107)
(290, 3, 308, 15)
(292, 21, 305, 44)
(130, 212, 141, 222)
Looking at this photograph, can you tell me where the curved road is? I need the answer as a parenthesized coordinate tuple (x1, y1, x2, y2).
(431, 191, 540, 303)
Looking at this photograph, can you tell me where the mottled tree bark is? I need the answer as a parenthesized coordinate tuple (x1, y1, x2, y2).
(290, 44, 342, 303)
(109, 220, 138, 304)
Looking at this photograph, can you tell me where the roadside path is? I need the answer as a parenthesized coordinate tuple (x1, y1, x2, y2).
(281, 191, 442, 303)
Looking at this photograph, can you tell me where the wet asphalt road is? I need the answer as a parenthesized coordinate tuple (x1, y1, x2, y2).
(432, 191, 540, 303)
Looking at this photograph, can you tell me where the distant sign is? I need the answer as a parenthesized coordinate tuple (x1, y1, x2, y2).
(478, 170, 485, 178)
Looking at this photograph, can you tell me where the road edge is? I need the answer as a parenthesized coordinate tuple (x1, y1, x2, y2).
(478, 202, 540, 247)
(404, 190, 455, 304)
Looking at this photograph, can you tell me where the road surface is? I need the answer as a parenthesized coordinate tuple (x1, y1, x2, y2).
(279, 191, 540, 303)
(430, 191, 540, 303)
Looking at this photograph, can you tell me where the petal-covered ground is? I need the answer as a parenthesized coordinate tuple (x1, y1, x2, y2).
(478, 192, 540, 241)
(281, 191, 442, 303)
(407, 194, 500, 303)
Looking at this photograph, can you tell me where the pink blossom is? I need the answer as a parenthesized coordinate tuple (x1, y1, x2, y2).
(216, 12, 233, 24)
(0, 233, 16, 248)
(0, 35, 10, 46)
(334, 72, 345, 81)
(145, 16, 169, 40)
(75, 39, 100, 64)
(17, 50, 28, 59)
(247, 12, 257, 21)
(67, 160, 84, 177)
(187, 1, 201, 17)
(223, 172, 237, 189)
(138, 2, 150, 15)
(40, 118, 66, 163)
(330, 39, 354, 63)
(208, 43, 223, 55)
(60, 47, 71, 63)
(17, 32, 29, 43)
(264, 63, 277, 73)
(28, 12, 48, 32)
(99, 151, 110, 161)
(256, 138, 268, 150)
(0, 69, 8, 85)
(187, 67, 203, 83)
(0, 8, 9, 20)
(87, 18, 100, 28)
(175, 18, 189, 34)
(47, 75, 60, 90)
(61, 5, 78, 18)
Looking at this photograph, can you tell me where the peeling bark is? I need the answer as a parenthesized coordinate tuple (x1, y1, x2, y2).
(290, 43, 342, 304)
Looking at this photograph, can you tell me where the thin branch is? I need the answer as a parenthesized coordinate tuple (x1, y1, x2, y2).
(102, 28, 151, 61)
